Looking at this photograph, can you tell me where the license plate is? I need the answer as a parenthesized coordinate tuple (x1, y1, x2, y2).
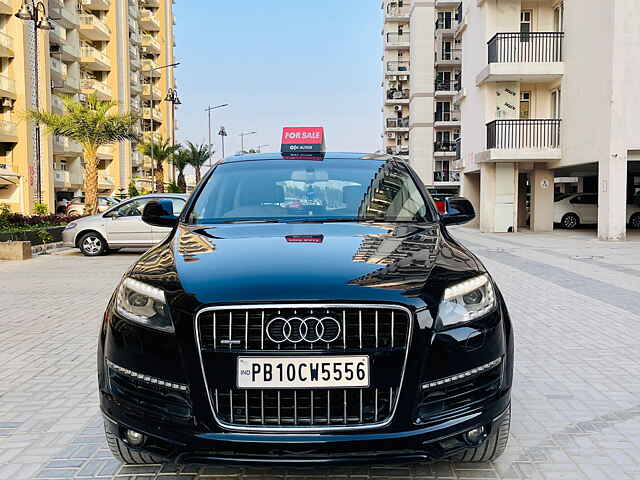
(237, 356, 370, 389)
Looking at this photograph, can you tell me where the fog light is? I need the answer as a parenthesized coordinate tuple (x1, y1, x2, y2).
(464, 426, 486, 446)
(126, 429, 145, 446)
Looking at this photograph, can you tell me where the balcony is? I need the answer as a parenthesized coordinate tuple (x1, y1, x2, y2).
(385, 145, 409, 156)
(0, 0, 12, 15)
(384, 32, 410, 49)
(435, 47, 462, 66)
(81, 0, 111, 10)
(142, 83, 161, 99)
(143, 107, 162, 122)
(0, 120, 17, 142)
(0, 31, 14, 58)
(132, 151, 144, 167)
(478, 32, 564, 84)
(98, 173, 115, 188)
(80, 46, 111, 71)
(141, 59, 160, 76)
(50, 57, 67, 83)
(385, 117, 409, 131)
(139, 9, 160, 31)
(386, 61, 410, 75)
(59, 74, 80, 94)
(51, 94, 65, 114)
(49, 21, 66, 45)
(434, 109, 461, 127)
(79, 14, 111, 41)
(434, 81, 458, 96)
(129, 4, 139, 18)
(434, 171, 461, 183)
(53, 136, 83, 156)
(54, 169, 71, 187)
(0, 74, 15, 99)
(384, 3, 410, 21)
(484, 119, 562, 162)
(141, 34, 160, 53)
(130, 75, 142, 94)
(53, 6, 79, 29)
(434, 141, 458, 156)
(385, 88, 410, 105)
(59, 41, 80, 61)
(143, 0, 160, 6)
(435, 18, 458, 36)
(128, 14, 138, 32)
(130, 31, 140, 45)
(435, 0, 462, 7)
(81, 79, 112, 100)
(97, 145, 114, 158)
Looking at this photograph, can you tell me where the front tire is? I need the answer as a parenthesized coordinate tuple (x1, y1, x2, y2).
(450, 406, 511, 463)
(561, 213, 579, 229)
(79, 232, 107, 256)
(104, 423, 164, 465)
(630, 213, 640, 229)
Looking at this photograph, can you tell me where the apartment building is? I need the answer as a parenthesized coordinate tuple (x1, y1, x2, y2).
(381, 0, 462, 195)
(457, 0, 640, 241)
(0, 0, 176, 215)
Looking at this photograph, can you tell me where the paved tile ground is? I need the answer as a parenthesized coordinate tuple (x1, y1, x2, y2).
(1, 228, 640, 479)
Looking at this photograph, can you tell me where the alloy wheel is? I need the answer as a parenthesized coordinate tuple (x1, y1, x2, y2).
(82, 236, 102, 255)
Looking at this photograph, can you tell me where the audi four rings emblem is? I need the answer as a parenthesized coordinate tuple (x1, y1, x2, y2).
(266, 316, 341, 344)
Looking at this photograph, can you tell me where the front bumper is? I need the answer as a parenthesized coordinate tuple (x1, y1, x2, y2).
(98, 293, 514, 464)
(61, 228, 76, 247)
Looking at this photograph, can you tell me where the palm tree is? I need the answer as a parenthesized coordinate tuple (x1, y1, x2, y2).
(171, 148, 190, 193)
(185, 141, 210, 184)
(137, 136, 180, 193)
(28, 93, 137, 214)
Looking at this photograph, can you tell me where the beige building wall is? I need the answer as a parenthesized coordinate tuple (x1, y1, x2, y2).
(0, 0, 176, 214)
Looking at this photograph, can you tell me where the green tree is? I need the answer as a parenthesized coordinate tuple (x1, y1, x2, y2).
(28, 93, 138, 214)
(171, 148, 190, 192)
(128, 180, 140, 198)
(184, 141, 210, 184)
(137, 137, 180, 193)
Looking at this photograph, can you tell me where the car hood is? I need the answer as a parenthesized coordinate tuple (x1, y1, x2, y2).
(129, 222, 483, 310)
(72, 213, 105, 225)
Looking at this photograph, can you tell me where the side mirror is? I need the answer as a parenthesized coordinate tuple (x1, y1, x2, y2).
(441, 196, 475, 226)
(142, 200, 179, 228)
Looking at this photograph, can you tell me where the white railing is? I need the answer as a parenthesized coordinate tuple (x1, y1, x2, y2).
(0, 31, 13, 51)
(81, 46, 111, 66)
(99, 173, 115, 185)
(50, 57, 67, 76)
(0, 74, 16, 94)
(81, 79, 112, 97)
(79, 13, 111, 35)
(54, 170, 71, 184)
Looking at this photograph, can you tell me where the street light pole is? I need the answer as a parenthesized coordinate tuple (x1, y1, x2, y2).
(218, 126, 228, 160)
(164, 87, 181, 180)
(142, 62, 179, 192)
(205, 104, 229, 166)
(15, 0, 52, 208)
(239, 131, 256, 154)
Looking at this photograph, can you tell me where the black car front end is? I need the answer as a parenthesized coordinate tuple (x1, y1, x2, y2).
(98, 154, 513, 465)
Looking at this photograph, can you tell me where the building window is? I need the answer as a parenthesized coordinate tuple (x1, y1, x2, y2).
(520, 91, 531, 119)
(437, 11, 453, 30)
(520, 10, 532, 42)
(551, 89, 561, 119)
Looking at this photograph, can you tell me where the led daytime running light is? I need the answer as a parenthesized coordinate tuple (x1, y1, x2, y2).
(107, 359, 188, 392)
(122, 278, 165, 303)
(443, 274, 489, 301)
(421, 357, 502, 390)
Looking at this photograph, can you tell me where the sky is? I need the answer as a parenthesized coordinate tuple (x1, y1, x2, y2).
(173, 0, 381, 164)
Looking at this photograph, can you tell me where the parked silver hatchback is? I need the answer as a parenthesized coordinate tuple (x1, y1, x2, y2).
(62, 194, 188, 256)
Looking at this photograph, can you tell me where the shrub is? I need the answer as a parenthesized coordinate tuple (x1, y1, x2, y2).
(128, 180, 140, 198)
(34, 203, 49, 216)
(36, 229, 54, 245)
(167, 181, 183, 193)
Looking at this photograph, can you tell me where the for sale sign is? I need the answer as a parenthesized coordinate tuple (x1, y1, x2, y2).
(281, 127, 326, 154)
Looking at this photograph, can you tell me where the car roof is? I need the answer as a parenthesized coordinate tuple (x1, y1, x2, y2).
(133, 193, 189, 199)
(221, 152, 394, 164)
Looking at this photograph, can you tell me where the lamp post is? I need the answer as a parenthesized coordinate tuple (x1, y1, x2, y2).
(205, 104, 228, 166)
(15, 0, 52, 207)
(239, 131, 256, 154)
(218, 126, 227, 160)
(164, 87, 181, 180)
(142, 62, 178, 192)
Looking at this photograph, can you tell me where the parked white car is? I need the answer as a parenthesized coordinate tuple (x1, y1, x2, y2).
(554, 193, 640, 229)
(62, 194, 188, 256)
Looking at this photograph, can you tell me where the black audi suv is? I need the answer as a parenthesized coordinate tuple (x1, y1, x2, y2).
(99, 153, 513, 465)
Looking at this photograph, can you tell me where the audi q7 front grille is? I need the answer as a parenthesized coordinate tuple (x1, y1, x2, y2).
(197, 306, 409, 352)
(195, 304, 413, 431)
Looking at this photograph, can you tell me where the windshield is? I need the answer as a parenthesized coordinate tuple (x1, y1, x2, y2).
(187, 159, 434, 224)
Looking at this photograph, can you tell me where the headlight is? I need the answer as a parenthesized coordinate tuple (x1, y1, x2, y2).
(115, 278, 174, 333)
(65, 222, 77, 230)
(436, 274, 496, 329)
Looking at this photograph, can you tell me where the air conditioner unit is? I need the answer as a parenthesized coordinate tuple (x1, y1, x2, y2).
(399, 75, 408, 81)
(387, 132, 396, 139)
(394, 105, 402, 112)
